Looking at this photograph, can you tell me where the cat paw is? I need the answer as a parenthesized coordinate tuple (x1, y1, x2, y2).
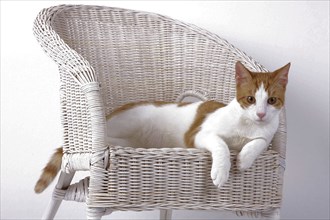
(237, 151, 255, 171)
(210, 160, 230, 188)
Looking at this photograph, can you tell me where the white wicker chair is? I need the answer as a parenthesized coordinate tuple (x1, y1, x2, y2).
(33, 4, 286, 220)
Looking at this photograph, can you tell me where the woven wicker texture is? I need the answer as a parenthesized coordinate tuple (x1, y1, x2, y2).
(88, 147, 281, 213)
(33, 4, 286, 218)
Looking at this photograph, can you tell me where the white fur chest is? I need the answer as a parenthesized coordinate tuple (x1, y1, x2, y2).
(221, 121, 268, 151)
(223, 135, 252, 151)
(201, 100, 280, 151)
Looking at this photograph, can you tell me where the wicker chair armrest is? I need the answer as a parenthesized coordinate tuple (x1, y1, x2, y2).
(270, 108, 287, 169)
(33, 5, 97, 86)
(80, 83, 108, 163)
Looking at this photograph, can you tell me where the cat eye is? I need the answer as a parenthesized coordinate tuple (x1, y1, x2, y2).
(246, 96, 255, 104)
(267, 97, 277, 105)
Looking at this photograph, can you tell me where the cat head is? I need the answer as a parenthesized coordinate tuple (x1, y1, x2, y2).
(235, 61, 290, 123)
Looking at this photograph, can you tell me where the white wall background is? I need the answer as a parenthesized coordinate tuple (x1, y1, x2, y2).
(1, 1, 329, 219)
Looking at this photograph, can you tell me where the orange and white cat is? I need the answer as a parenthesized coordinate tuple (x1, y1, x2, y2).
(35, 61, 290, 193)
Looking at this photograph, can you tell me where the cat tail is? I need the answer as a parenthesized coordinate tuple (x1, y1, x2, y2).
(34, 147, 63, 194)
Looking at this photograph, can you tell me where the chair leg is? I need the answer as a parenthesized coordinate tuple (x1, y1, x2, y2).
(261, 208, 280, 220)
(41, 171, 75, 220)
(160, 210, 172, 220)
(41, 196, 63, 220)
(87, 207, 111, 220)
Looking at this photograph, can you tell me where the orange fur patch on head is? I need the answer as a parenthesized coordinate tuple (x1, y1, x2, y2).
(235, 62, 290, 109)
(184, 101, 225, 148)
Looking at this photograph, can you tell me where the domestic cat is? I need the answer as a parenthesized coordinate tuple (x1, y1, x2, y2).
(35, 61, 290, 193)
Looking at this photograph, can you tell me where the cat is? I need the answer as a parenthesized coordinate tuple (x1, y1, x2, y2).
(34, 61, 290, 193)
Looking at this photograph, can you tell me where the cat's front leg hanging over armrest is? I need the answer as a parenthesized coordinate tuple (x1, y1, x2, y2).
(194, 132, 231, 188)
(237, 138, 269, 171)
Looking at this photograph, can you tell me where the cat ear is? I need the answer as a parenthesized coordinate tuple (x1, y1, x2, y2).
(274, 62, 291, 86)
(235, 61, 252, 84)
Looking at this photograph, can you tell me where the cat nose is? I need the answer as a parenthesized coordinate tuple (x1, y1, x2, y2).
(257, 112, 266, 119)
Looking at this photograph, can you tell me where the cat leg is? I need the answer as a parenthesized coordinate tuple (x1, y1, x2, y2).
(237, 138, 268, 171)
(195, 132, 231, 188)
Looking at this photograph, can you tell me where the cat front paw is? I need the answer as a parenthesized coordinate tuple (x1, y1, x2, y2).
(210, 159, 230, 188)
(237, 151, 255, 171)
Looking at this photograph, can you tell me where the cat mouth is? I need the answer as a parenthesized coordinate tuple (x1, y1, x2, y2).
(256, 118, 266, 123)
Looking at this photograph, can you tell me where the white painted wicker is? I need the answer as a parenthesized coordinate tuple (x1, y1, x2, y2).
(33, 4, 286, 220)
